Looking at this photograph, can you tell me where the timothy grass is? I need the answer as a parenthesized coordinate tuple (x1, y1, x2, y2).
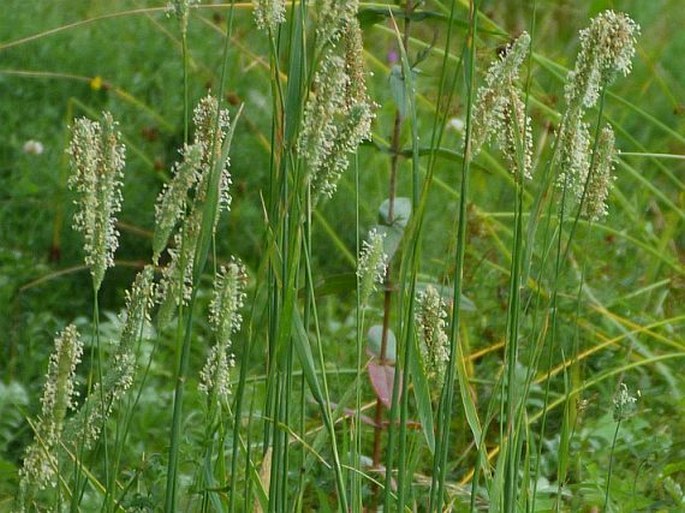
(1, 1, 684, 512)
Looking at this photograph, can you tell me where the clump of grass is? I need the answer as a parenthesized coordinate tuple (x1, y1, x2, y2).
(4, 2, 683, 512)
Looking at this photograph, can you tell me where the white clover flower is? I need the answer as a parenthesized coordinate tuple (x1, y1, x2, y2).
(447, 118, 465, 133)
(415, 286, 450, 383)
(23, 139, 44, 155)
(67, 112, 126, 292)
(357, 228, 388, 305)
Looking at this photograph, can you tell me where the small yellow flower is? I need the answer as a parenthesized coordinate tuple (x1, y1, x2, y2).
(90, 75, 103, 91)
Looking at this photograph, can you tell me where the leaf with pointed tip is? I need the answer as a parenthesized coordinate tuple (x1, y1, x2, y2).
(368, 362, 400, 409)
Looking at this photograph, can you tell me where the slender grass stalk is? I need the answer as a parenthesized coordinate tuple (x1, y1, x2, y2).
(603, 420, 621, 512)
(164, 5, 237, 507)
(432, 1, 479, 510)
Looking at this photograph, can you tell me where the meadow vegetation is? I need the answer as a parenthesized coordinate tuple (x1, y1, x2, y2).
(1, 1, 684, 511)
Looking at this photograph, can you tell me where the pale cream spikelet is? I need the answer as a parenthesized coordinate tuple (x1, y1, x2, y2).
(580, 125, 616, 221)
(157, 207, 203, 324)
(557, 118, 592, 199)
(253, 0, 286, 33)
(62, 267, 155, 451)
(314, 0, 359, 47)
(67, 112, 126, 292)
(469, 32, 531, 159)
(343, 17, 371, 110)
(298, 53, 348, 180)
(613, 382, 639, 422)
(357, 228, 388, 306)
(157, 95, 236, 322)
(415, 286, 450, 384)
(564, 10, 640, 111)
(209, 258, 247, 343)
(166, 0, 200, 35)
(192, 94, 234, 222)
(18, 324, 83, 503)
(153, 143, 202, 261)
(497, 87, 534, 180)
(200, 258, 247, 403)
(300, 27, 375, 199)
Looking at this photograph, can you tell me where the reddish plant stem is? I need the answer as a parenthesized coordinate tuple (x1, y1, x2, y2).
(370, 1, 414, 505)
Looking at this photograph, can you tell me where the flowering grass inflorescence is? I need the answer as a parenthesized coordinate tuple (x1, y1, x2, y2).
(252, 0, 286, 33)
(415, 286, 450, 384)
(67, 112, 126, 292)
(62, 266, 156, 451)
(17, 324, 83, 502)
(200, 258, 247, 403)
(557, 10, 639, 218)
(157, 94, 234, 321)
(357, 228, 388, 306)
(470, 32, 531, 163)
(580, 125, 617, 221)
(564, 10, 641, 111)
(298, 19, 374, 199)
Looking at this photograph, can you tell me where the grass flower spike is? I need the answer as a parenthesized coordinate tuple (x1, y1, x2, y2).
(153, 143, 202, 261)
(158, 95, 235, 321)
(253, 0, 286, 33)
(200, 258, 247, 403)
(564, 10, 640, 111)
(17, 325, 83, 509)
(192, 94, 233, 223)
(209, 258, 247, 344)
(470, 32, 530, 159)
(357, 228, 388, 305)
(299, 22, 374, 199)
(416, 286, 450, 384)
(581, 125, 616, 221)
(67, 112, 125, 292)
(166, 0, 199, 35)
(613, 382, 639, 422)
(557, 11, 638, 216)
(63, 266, 155, 450)
(314, 0, 359, 47)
